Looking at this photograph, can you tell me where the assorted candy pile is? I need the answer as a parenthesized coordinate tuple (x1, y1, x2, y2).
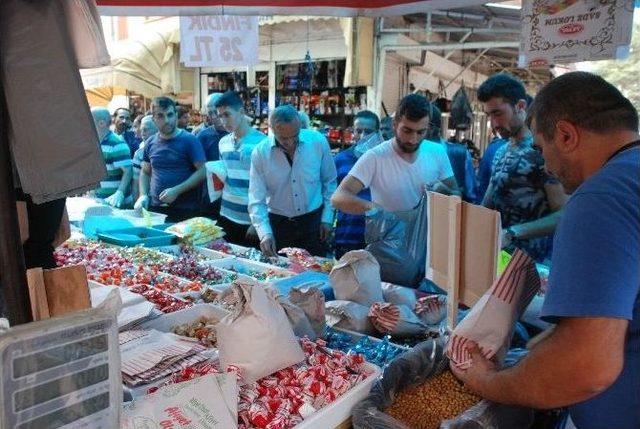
(163, 256, 237, 285)
(279, 248, 334, 273)
(128, 284, 190, 313)
(171, 317, 220, 348)
(324, 327, 406, 368)
(206, 239, 290, 268)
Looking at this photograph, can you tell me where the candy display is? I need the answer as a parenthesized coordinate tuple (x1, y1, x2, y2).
(157, 244, 209, 262)
(324, 328, 406, 368)
(280, 247, 334, 273)
(207, 239, 290, 268)
(163, 256, 237, 285)
(384, 370, 481, 429)
(118, 245, 172, 265)
(128, 284, 191, 313)
(171, 317, 219, 348)
(166, 217, 225, 246)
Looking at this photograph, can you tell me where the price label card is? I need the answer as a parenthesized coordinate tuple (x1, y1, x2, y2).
(180, 16, 259, 67)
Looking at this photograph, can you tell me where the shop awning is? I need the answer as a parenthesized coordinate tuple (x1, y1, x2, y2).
(80, 27, 181, 100)
(96, 1, 492, 17)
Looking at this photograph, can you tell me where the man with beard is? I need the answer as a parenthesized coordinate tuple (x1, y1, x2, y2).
(113, 107, 141, 154)
(134, 97, 206, 222)
(331, 94, 460, 216)
(478, 73, 566, 263)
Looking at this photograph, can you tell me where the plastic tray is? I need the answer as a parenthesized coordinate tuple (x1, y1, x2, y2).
(155, 244, 232, 261)
(208, 258, 295, 281)
(97, 227, 177, 247)
(294, 362, 381, 429)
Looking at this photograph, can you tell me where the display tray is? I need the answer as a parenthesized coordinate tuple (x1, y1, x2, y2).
(155, 244, 232, 261)
(97, 227, 177, 247)
(207, 257, 295, 281)
(206, 242, 291, 266)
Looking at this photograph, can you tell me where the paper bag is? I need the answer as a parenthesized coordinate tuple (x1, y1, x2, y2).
(381, 282, 418, 309)
(289, 286, 326, 337)
(415, 294, 447, 325)
(330, 250, 383, 306)
(216, 281, 305, 383)
(368, 302, 428, 337)
(325, 300, 376, 335)
(266, 287, 317, 340)
(447, 250, 540, 369)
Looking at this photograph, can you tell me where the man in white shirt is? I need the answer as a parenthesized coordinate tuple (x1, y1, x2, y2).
(331, 94, 460, 215)
(249, 105, 337, 256)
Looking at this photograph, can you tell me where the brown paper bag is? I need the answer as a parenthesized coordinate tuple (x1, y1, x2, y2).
(330, 250, 383, 306)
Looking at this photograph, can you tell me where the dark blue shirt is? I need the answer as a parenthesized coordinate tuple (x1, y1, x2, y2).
(541, 146, 640, 429)
(477, 138, 507, 203)
(334, 147, 371, 247)
(143, 129, 206, 210)
(196, 126, 226, 162)
(118, 129, 142, 155)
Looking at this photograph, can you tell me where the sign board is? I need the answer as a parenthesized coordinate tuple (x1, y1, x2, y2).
(180, 16, 259, 67)
(519, 0, 635, 67)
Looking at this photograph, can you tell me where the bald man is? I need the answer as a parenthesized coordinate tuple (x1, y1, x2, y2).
(91, 107, 133, 208)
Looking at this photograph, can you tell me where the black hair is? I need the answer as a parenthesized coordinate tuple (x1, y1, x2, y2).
(113, 107, 131, 117)
(214, 91, 244, 111)
(151, 96, 176, 112)
(354, 110, 380, 131)
(528, 71, 639, 140)
(477, 73, 527, 106)
(396, 93, 432, 122)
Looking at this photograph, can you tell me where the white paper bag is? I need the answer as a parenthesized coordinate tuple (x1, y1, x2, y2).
(289, 286, 326, 337)
(325, 300, 376, 335)
(216, 280, 305, 383)
(206, 160, 227, 203)
(381, 282, 418, 308)
(330, 250, 383, 306)
(447, 250, 540, 369)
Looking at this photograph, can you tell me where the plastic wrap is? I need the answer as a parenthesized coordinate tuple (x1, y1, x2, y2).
(441, 400, 534, 429)
(365, 195, 428, 287)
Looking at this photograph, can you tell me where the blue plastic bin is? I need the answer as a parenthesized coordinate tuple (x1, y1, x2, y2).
(97, 227, 177, 247)
(271, 271, 335, 301)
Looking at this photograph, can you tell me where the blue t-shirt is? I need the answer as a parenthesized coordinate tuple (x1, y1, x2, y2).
(143, 129, 206, 210)
(196, 126, 226, 162)
(334, 147, 371, 247)
(540, 146, 640, 429)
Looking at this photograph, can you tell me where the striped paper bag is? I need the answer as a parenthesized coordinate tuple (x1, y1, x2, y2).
(447, 249, 540, 369)
(368, 302, 428, 336)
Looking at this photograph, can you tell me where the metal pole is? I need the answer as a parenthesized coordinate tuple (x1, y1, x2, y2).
(0, 72, 32, 326)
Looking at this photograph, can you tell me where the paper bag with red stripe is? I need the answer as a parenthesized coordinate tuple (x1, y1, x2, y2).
(415, 294, 447, 325)
(447, 249, 540, 369)
(368, 302, 428, 337)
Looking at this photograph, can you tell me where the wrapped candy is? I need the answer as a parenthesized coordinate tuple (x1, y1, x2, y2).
(279, 248, 334, 273)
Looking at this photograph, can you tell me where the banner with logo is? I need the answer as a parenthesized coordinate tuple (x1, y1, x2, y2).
(519, 0, 635, 67)
(180, 16, 259, 67)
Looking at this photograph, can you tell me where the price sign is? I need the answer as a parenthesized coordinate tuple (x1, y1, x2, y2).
(180, 16, 259, 67)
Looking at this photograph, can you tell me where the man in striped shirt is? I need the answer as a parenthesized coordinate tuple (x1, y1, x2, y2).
(215, 91, 265, 246)
(91, 107, 132, 208)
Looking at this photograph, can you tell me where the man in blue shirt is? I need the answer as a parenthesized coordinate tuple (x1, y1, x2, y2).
(333, 110, 381, 259)
(113, 107, 141, 155)
(476, 135, 507, 203)
(452, 72, 640, 429)
(134, 96, 206, 222)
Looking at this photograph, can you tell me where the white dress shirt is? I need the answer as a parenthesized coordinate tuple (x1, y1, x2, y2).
(249, 129, 337, 240)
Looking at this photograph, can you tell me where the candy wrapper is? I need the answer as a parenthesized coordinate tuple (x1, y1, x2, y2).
(415, 294, 447, 325)
(447, 249, 540, 369)
(171, 317, 220, 348)
(324, 327, 406, 368)
(289, 286, 326, 338)
(330, 250, 384, 307)
(122, 373, 238, 429)
(368, 302, 429, 337)
(206, 160, 227, 203)
(279, 247, 334, 273)
(325, 300, 376, 335)
(167, 217, 225, 246)
(216, 280, 305, 383)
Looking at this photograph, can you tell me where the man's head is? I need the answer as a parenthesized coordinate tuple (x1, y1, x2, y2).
(215, 91, 245, 133)
(140, 115, 158, 141)
(353, 110, 380, 143)
(478, 73, 528, 140)
(113, 108, 132, 134)
(528, 71, 639, 194)
(132, 114, 144, 138)
(393, 94, 432, 153)
(380, 116, 394, 140)
(151, 96, 178, 137)
(205, 93, 224, 129)
(91, 107, 112, 136)
(176, 106, 190, 129)
(270, 105, 301, 154)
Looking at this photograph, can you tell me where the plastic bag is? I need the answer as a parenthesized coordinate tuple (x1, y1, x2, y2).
(441, 400, 534, 429)
(325, 300, 376, 335)
(216, 280, 305, 383)
(448, 87, 473, 130)
(289, 286, 326, 338)
(205, 160, 227, 203)
(381, 282, 418, 309)
(330, 250, 384, 306)
(447, 249, 540, 369)
(166, 217, 225, 246)
(365, 194, 428, 287)
(368, 302, 428, 337)
(352, 339, 447, 429)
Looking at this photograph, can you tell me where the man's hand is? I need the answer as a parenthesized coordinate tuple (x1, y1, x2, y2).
(260, 234, 277, 257)
(319, 222, 333, 242)
(450, 342, 499, 397)
(245, 225, 259, 243)
(134, 195, 149, 211)
(159, 187, 180, 204)
(105, 190, 125, 208)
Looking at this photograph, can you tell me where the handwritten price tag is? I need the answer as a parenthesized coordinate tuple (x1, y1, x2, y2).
(180, 16, 259, 67)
